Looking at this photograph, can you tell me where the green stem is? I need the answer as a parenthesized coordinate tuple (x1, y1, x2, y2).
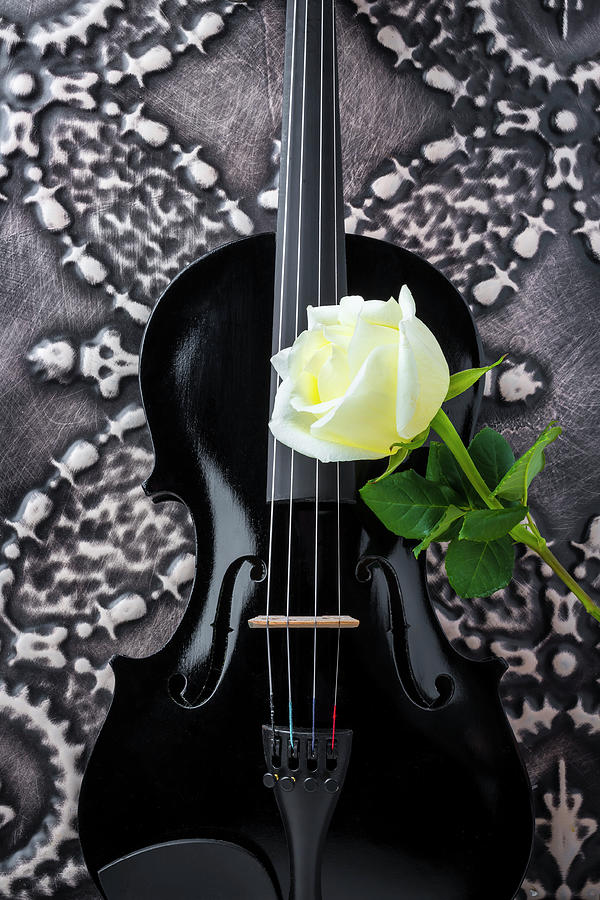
(431, 408, 600, 622)
(536, 543, 600, 622)
(526, 511, 543, 542)
(431, 409, 502, 510)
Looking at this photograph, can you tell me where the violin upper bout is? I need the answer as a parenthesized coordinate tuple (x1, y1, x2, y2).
(138, 234, 276, 516)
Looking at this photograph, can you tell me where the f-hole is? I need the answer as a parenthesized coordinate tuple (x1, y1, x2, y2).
(169, 555, 266, 708)
(356, 555, 455, 710)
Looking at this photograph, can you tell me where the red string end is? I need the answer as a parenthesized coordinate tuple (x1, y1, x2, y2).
(331, 705, 337, 750)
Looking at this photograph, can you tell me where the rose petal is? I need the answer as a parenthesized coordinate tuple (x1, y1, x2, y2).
(398, 316, 449, 438)
(304, 343, 332, 377)
(317, 343, 351, 402)
(398, 285, 416, 320)
(289, 370, 319, 411)
(307, 304, 341, 329)
(292, 396, 338, 415)
(360, 296, 402, 327)
(347, 313, 398, 378)
(288, 329, 327, 379)
(311, 344, 398, 456)
(322, 324, 353, 350)
(338, 295, 364, 326)
(269, 377, 380, 462)
(395, 322, 419, 434)
(270, 346, 291, 378)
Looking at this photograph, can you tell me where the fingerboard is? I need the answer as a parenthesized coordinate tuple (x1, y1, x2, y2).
(270, 0, 353, 502)
(273, 0, 347, 353)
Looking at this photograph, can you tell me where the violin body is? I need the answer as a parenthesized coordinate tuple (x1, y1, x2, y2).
(78, 232, 534, 900)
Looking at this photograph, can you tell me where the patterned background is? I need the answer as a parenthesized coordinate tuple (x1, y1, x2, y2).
(0, 0, 599, 897)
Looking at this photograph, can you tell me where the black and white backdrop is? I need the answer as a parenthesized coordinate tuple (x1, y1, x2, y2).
(0, 1, 599, 897)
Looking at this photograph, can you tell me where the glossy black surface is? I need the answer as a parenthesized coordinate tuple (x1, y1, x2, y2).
(98, 840, 279, 900)
(78, 232, 534, 899)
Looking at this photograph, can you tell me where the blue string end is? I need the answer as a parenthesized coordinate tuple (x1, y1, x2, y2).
(288, 701, 294, 748)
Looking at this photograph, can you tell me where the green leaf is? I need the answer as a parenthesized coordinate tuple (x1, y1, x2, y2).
(389, 426, 430, 456)
(372, 446, 409, 483)
(371, 428, 430, 484)
(445, 356, 506, 401)
(425, 441, 444, 483)
(459, 506, 527, 542)
(468, 427, 515, 492)
(360, 470, 462, 540)
(426, 442, 482, 508)
(446, 535, 515, 598)
(413, 505, 466, 558)
(493, 423, 562, 503)
(440, 517, 463, 542)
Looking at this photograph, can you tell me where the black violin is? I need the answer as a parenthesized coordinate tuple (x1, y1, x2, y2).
(78, 1, 534, 898)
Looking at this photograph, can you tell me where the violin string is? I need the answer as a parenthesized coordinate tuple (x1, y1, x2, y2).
(311, 0, 325, 755)
(285, 0, 310, 750)
(285, 452, 295, 746)
(332, 461, 341, 750)
(312, 460, 319, 751)
(266, 0, 299, 737)
(265, 442, 278, 734)
(331, 0, 342, 751)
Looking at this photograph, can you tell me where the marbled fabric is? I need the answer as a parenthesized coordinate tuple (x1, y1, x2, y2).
(0, 1, 599, 897)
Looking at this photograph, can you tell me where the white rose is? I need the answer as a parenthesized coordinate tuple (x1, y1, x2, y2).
(268, 286, 449, 463)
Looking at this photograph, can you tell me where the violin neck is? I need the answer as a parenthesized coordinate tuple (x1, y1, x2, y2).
(270, 0, 353, 504)
(273, 0, 347, 356)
